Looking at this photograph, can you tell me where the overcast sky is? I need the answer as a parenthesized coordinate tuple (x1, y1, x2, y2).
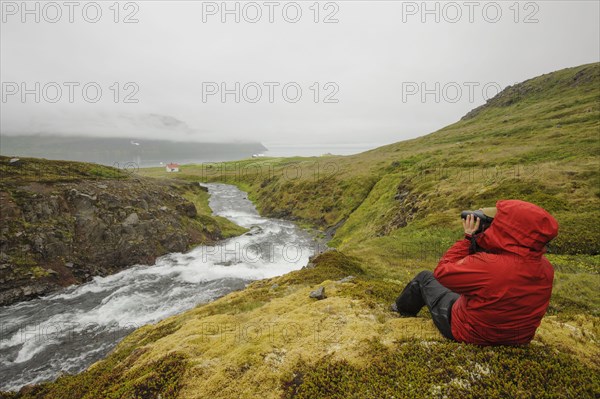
(1, 0, 599, 150)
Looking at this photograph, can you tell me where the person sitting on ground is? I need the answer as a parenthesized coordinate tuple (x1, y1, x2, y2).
(391, 199, 559, 345)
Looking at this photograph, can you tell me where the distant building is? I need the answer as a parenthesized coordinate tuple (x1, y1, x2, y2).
(252, 153, 265, 158)
(166, 163, 180, 172)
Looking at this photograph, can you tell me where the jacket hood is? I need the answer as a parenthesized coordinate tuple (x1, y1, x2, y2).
(476, 200, 559, 257)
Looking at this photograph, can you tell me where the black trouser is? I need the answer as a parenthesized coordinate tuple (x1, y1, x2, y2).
(395, 271, 460, 340)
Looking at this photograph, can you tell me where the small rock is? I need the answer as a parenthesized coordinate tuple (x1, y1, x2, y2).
(159, 206, 168, 211)
(47, 269, 58, 276)
(138, 199, 149, 210)
(339, 275, 355, 283)
(122, 213, 139, 226)
(309, 286, 326, 300)
(33, 237, 44, 249)
(218, 260, 234, 266)
(176, 202, 197, 218)
(270, 283, 279, 290)
(302, 261, 316, 270)
(65, 262, 74, 268)
(69, 189, 97, 201)
(97, 184, 108, 189)
(245, 226, 263, 236)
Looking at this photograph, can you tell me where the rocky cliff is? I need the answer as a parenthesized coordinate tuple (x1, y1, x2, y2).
(0, 156, 245, 306)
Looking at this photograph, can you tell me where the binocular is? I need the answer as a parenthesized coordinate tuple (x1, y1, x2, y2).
(461, 209, 495, 235)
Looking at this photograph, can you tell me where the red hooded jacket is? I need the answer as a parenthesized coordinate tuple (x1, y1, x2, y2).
(434, 200, 559, 345)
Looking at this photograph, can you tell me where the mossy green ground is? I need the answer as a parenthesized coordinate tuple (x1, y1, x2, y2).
(181, 188, 248, 243)
(0, 156, 130, 184)
(4, 63, 599, 397)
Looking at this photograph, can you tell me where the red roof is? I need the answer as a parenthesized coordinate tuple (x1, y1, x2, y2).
(166, 163, 179, 168)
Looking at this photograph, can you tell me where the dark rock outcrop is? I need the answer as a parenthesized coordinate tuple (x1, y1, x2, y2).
(0, 158, 226, 306)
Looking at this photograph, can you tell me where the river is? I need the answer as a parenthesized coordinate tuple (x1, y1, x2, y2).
(0, 183, 324, 392)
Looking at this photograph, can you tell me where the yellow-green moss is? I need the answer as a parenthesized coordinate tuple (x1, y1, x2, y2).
(14, 352, 187, 399)
(281, 338, 600, 399)
(10, 321, 187, 399)
(277, 250, 365, 286)
(336, 278, 404, 309)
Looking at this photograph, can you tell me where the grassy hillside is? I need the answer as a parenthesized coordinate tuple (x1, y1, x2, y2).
(142, 62, 600, 280)
(141, 63, 599, 257)
(5, 63, 599, 398)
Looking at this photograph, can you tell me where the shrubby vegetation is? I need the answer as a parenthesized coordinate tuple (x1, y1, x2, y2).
(282, 339, 599, 399)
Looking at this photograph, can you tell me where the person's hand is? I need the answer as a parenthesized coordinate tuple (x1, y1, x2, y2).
(463, 213, 480, 236)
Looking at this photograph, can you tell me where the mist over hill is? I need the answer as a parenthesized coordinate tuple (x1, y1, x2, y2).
(0, 135, 267, 167)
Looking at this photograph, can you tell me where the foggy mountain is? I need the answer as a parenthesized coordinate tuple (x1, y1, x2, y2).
(0, 135, 268, 167)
